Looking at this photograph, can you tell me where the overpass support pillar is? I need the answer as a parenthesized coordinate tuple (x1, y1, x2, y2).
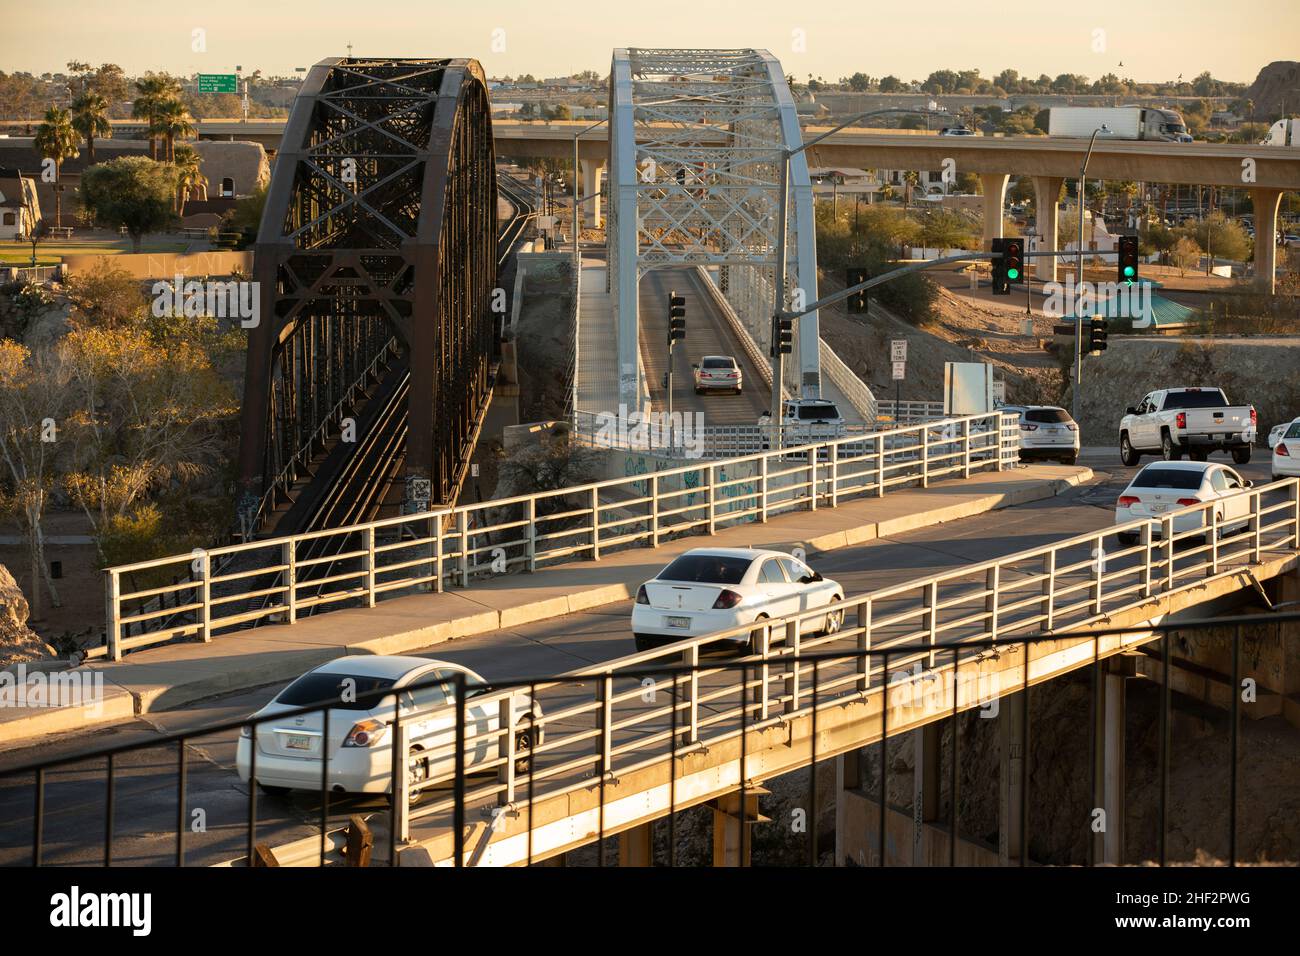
(618, 821, 653, 866)
(580, 160, 604, 229)
(1032, 176, 1065, 282)
(998, 690, 1028, 865)
(1093, 657, 1133, 865)
(979, 173, 1010, 250)
(911, 724, 941, 864)
(1249, 188, 1283, 293)
(709, 789, 768, 867)
(835, 749, 865, 866)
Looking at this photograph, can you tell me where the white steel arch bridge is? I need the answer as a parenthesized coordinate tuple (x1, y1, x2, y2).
(608, 48, 822, 408)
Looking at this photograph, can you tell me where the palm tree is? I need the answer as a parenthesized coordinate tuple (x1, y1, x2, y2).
(70, 90, 111, 164)
(903, 170, 919, 210)
(132, 73, 181, 160)
(157, 98, 196, 163)
(33, 106, 80, 229)
(172, 144, 207, 216)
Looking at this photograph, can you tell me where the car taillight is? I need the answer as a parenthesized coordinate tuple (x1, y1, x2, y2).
(343, 718, 387, 748)
(1176, 497, 1202, 507)
(1176, 412, 1186, 429)
(1277, 443, 1290, 457)
(636, 585, 649, 604)
(1250, 408, 1257, 426)
(712, 589, 743, 609)
(1118, 495, 1139, 507)
(1020, 423, 1038, 431)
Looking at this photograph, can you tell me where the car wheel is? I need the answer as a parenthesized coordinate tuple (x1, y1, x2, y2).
(694, 387, 703, 395)
(514, 724, 536, 775)
(747, 615, 770, 655)
(406, 747, 429, 807)
(1161, 432, 1182, 461)
(634, 634, 654, 652)
(1117, 531, 1139, 546)
(1232, 446, 1251, 465)
(1119, 433, 1140, 467)
(822, 596, 844, 635)
(257, 783, 291, 797)
(1061, 455, 1077, 466)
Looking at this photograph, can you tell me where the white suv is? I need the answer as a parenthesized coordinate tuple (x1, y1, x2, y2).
(760, 398, 846, 445)
(1003, 404, 1079, 465)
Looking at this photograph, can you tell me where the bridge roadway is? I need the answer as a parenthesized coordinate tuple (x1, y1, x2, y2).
(0, 454, 1275, 866)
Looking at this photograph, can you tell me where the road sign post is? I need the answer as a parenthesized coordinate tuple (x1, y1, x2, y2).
(891, 340, 907, 417)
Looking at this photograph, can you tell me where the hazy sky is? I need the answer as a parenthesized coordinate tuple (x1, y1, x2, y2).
(5, 0, 1296, 84)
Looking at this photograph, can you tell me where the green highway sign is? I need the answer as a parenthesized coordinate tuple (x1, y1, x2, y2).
(198, 74, 238, 94)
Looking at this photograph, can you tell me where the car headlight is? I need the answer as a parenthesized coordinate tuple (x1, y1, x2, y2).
(343, 718, 388, 748)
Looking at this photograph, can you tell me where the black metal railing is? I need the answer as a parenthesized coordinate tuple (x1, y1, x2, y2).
(1, 610, 1295, 868)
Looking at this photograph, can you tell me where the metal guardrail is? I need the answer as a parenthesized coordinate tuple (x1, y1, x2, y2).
(101, 412, 1019, 660)
(1, 264, 61, 285)
(818, 337, 878, 423)
(397, 477, 1300, 855)
(876, 399, 946, 423)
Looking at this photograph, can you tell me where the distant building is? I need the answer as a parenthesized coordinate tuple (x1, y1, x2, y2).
(0, 167, 40, 239)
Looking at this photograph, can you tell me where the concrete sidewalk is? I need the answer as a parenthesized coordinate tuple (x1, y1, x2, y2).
(0, 463, 1091, 746)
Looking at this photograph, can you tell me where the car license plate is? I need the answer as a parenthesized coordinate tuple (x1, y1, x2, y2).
(283, 734, 315, 751)
(1151, 504, 1168, 513)
(665, 616, 691, 629)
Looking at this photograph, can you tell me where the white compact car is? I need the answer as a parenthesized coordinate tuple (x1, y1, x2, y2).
(1271, 417, 1300, 480)
(759, 398, 846, 445)
(1114, 461, 1254, 545)
(1003, 405, 1080, 465)
(693, 355, 742, 394)
(631, 547, 844, 651)
(236, 655, 541, 802)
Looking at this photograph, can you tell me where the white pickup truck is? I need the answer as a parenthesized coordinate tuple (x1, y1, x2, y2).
(1119, 387, 1257, 466)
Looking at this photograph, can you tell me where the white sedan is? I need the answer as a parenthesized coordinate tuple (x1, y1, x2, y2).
(1114, 461, 1254, 545)
(236, 655, 541, 803)
(1270, 417, 1300, 480)
(631, 547, 844, 652)
(693, 355, 742, 394)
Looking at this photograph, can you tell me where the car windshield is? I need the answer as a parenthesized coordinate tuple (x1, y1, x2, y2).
(1162, 390, 1227, 410)
(702, 358, 734, 369)
(658, 554, 753, 585)
(277, 673, 396, 710)
(796, 403, 840, 420)
(1132, 468, 1203, 490)
(1025, 408, 1071, 424)
(1287, 422, 1300, 439)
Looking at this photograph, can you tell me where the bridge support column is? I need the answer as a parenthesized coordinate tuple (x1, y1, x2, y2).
(1093, 658, 1132, 865)
(912, 724, 941, 864)
(709, 789, 767, 867)
(998, 690, 1028, 865)
(1250, 187, 1283, 293)
(979, 173, 1010, 250)
(1032, 176, 1064, 282)
(835, 749, 865, 866)
(581, 159, 603, 229)
(618, 821, 653, 866)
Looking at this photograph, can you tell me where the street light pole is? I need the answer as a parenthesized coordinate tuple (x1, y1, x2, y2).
(1025, 226, 1036, 315)
(1073, 125, 1108, 422)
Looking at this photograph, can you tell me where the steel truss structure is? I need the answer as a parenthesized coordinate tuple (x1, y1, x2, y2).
(608, 48, 820, 407)
(238, 57, 497, 531)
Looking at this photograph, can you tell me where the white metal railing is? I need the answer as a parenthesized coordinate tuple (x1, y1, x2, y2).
(397, 477, 1300, 841)
(877, 399, 946, 423)
(101, 412, 1018, 660)
(818, 337, 878, 423)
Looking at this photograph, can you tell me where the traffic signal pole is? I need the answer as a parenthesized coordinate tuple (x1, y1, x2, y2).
(771, 159, 789, 431)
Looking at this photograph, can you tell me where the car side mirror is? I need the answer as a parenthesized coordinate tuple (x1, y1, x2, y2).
(761, 410, 770, 417)
(1242, 479, 1253, 489)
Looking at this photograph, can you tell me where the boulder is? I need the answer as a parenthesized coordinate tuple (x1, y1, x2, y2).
(0, 563, 57, 664)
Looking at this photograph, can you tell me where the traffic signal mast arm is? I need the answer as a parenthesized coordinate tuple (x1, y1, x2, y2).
(775, 248, 1102, 322)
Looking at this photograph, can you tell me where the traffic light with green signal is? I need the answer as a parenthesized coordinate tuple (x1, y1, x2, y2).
(1005, 237, 1024, 284)
(1117, 235, 1139, 285)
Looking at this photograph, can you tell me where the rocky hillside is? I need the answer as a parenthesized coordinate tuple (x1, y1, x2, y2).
(1245, 61, 1300, 120)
